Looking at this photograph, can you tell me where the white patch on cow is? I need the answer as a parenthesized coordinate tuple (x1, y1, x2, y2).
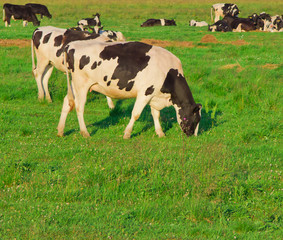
(94, 15, 99, 23)
(23, 20, 28, 27)
(233, 23, 242, 32)
(160, 19, 165, 26)
(209, 25, 217, 32)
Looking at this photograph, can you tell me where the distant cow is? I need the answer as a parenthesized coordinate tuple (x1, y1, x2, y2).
(211, 3, 240, 22)
(269, 15, 283, 32)
(77, 13, 101, 31)
(3, 3, 40, 27)
(25, 3, 52, 19)
(190, 20, 208, 27)
(92, 26, 126, 42)
(208, 20, 232, 32)
(57, 41, 202, 139)
(141, 18, 176, 27)
(31, 26, 114, 109)
(222, 15, 256, 32)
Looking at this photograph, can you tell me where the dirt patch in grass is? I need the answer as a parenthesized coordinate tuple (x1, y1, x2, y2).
(141, 39, 194, 48)
(200, 34, 218, 43)
(219, 63, 244, 72)
(261, 64, 280, 69)
(228, 39, 249, 46)
(0, 39, 30, 48)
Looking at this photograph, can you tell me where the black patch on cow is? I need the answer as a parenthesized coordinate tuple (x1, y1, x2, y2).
(33, 30, 42, 49)
(99, 42, 152, 91)
(91, 61, 97, 69)
(79, 55, 90, 70)
(54, 35, 63, 47)
(66, 49, 75, 72)
(107, 81, 111, 86)
(145, 85, 154, 96)
(161, 68, 200, 136)
(98, 61, 102, 66)
(161, 69, 195, 108)
(104, 76, 108, 81)
(43, 32, 52, 44)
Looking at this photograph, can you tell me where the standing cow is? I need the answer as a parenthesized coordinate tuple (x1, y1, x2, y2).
(57, 40, 202, 139)
(25, 3, 52, 19)
(3, 3, 40, 27)
(211, 3, 240, 22)
(31, 26, 114, 109)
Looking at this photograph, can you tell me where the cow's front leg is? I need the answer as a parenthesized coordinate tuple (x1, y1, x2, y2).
(150, 107, 165, 137)
(124, 96, 150, 139)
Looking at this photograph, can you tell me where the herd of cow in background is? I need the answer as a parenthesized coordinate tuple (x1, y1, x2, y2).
(2, 3, 282, 138)
(3, 2, 283, 32)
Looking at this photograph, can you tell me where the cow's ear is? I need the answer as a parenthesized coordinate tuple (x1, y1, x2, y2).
(194, 104, 202, 113)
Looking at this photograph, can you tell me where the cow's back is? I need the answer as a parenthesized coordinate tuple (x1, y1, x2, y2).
(66, 40, 183, 98)
(33, 26, 67, 71)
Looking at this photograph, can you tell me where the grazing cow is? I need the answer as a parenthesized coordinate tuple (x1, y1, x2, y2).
(31, 26, 114, 109)
(140, 18, 176, 27)
(208, 20, 232, 32)
(57, 41, 202, 139)
(190, 20, 208, 27)
(25, 3, 52, 19)
(3, 3, 40, 27)
(77, 13, 101, 31)
(211, 3, 240, 22)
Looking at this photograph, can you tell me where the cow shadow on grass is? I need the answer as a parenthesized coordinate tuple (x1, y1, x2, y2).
(65, 99, 222, 137)
(86, 99, 178, 137)
(198, 110, 223, 135)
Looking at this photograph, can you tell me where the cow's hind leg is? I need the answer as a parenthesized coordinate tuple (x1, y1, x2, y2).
(57, 95, 73, 136)
(33, 58, 51, 101)
(42, 65, 54, 102)
(124, 96, 151, 139)
(150, 107, 165, 137)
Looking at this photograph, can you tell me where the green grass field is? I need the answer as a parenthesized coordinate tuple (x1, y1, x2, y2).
(0, 0, 282, 239)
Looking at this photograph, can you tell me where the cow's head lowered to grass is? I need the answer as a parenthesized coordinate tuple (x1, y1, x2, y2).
(57, 41, 201, 139)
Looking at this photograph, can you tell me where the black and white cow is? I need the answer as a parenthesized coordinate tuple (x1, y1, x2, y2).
(270, 15, 283, 32)
(57, 40, 202, 139)
(31, 26, 114, 109)
(140, 18, 176, 27)
(92, 26, 126, 42)
(222, 15, 256, 32)
(77, 13, 101, 31)
(208, 20, 232, 32)
(190, 20, 208, 27)
(211, 3, 240, 23)
(3, 3, 40, 27)
(25, 3, 52, 19)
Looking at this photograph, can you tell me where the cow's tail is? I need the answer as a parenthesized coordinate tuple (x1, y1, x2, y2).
(63, 51, 75, 111)
(31, 39, 36, 76)
(3, 8, 5, 21)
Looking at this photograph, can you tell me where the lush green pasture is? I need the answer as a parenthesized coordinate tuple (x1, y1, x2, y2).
(0, 0, 282, 239)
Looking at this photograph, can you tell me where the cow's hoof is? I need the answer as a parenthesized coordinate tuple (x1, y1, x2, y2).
(57, 131, 64, 137)
(157, 132, 165, 138)
(123, 133, 131, 139)
(81, 131, 90, 138)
